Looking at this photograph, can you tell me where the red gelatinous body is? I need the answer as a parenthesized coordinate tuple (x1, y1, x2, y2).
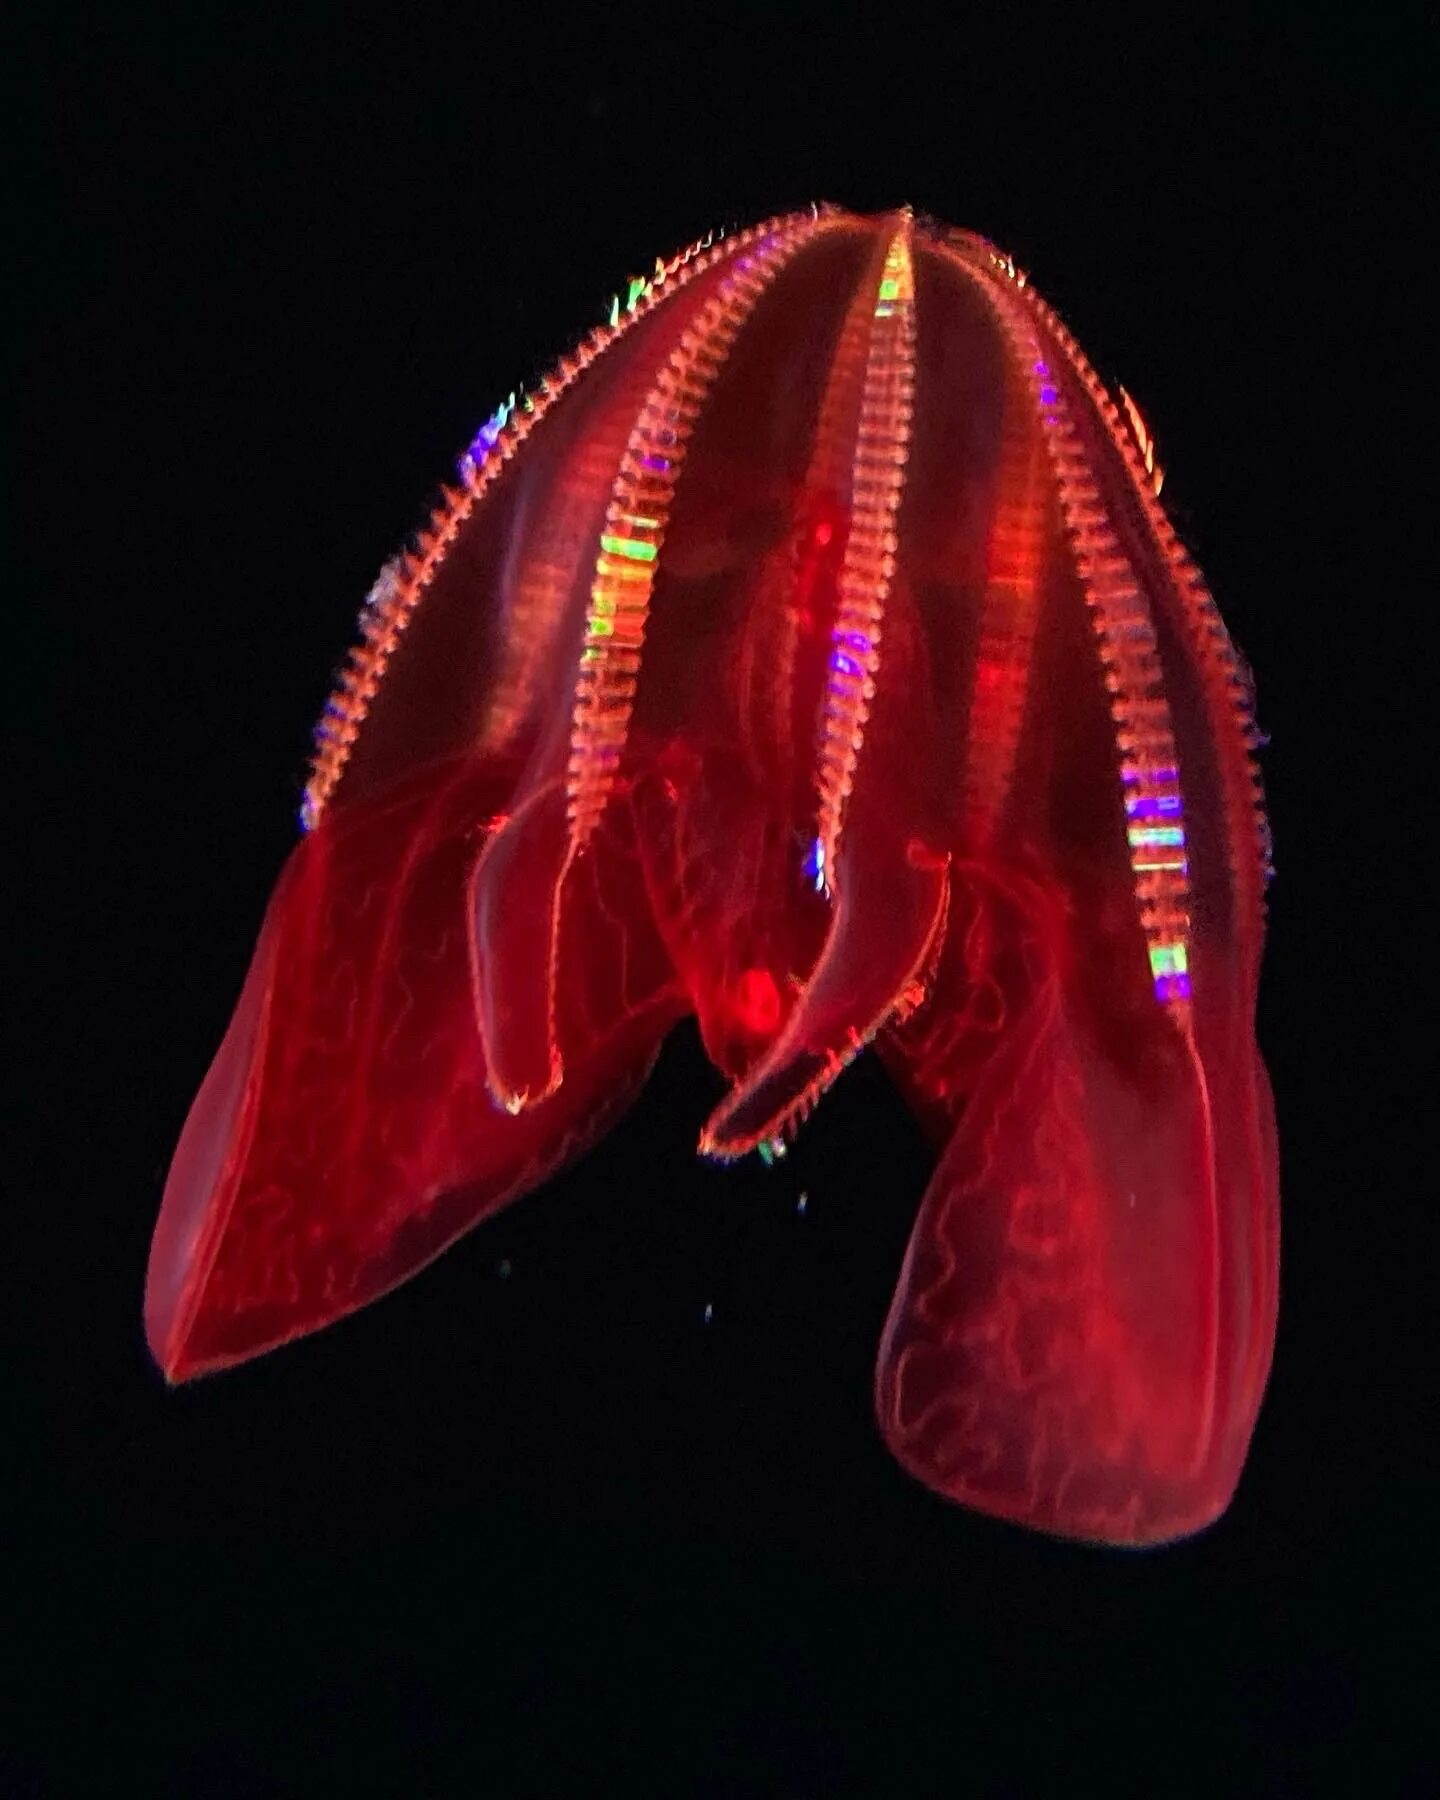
(148, 208, 1277, 1546)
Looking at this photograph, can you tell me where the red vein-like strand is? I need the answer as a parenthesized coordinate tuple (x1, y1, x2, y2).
(957, 376, 1050, 849)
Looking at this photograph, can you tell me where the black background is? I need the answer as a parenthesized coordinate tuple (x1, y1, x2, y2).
(14, 9, 1433, 1794)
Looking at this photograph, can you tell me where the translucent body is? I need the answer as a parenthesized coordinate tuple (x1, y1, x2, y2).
(148, 208, 1277, 1545)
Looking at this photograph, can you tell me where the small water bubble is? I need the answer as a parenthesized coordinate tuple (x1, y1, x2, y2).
(796, 1192, 809, 1216)
(703, 1302, 714, 1325)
